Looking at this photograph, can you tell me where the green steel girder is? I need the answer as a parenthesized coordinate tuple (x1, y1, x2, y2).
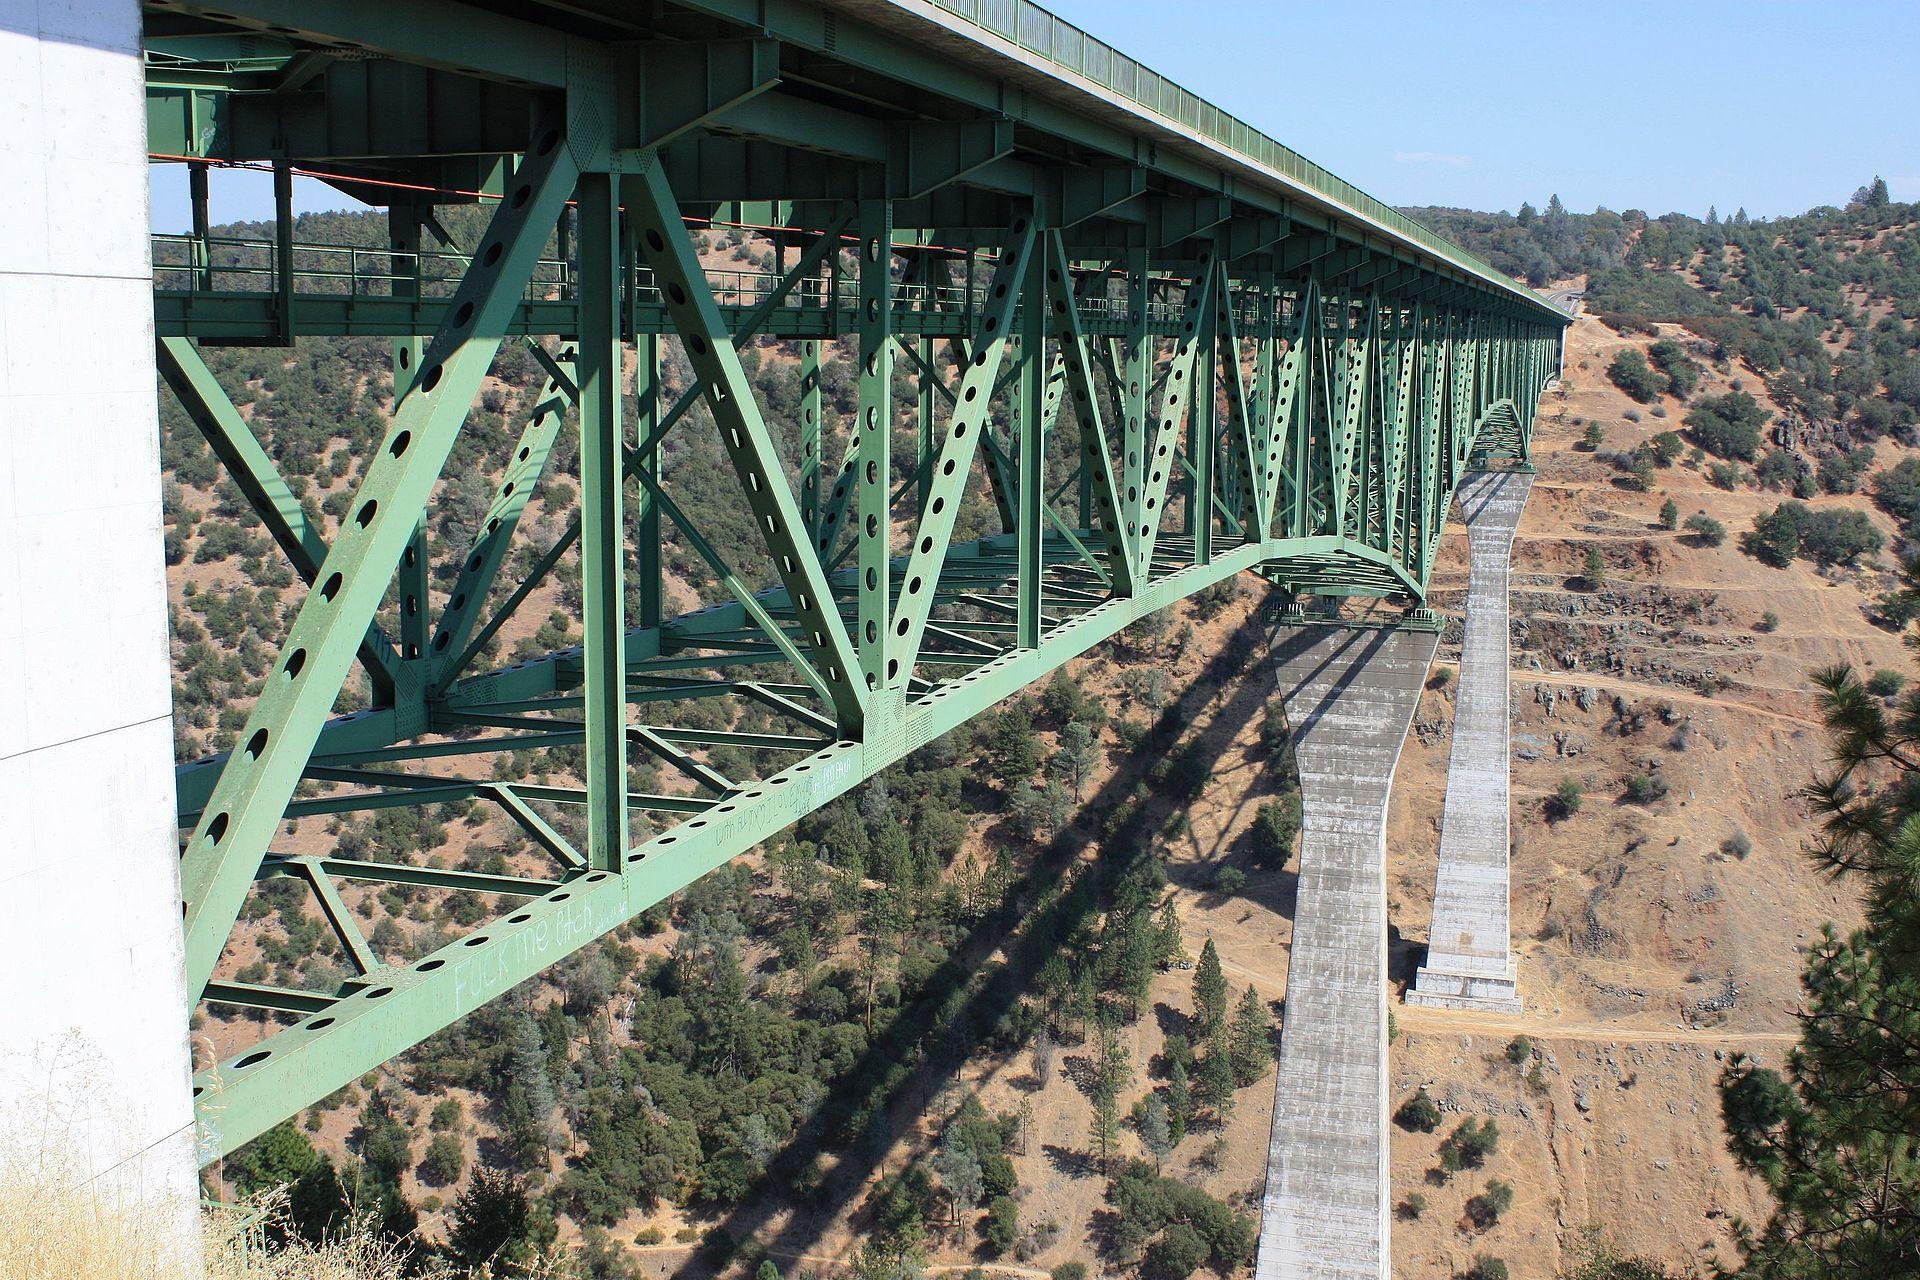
(156, 336, 406, 705)
(152, 0, 570, 87)
(193, 535, 1268, 1159)
(623, 157, 867, 733)
(424, 341, 573, 692)
(177, 111, 582, 1001)
(890, 213, 1039, 680)
(1044, 234, 1135, 595)
(1134, 253, 1216, 576)
(151, 0, 1569, 1168)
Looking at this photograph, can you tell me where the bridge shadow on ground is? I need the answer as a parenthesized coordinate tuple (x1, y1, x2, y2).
(668, 605, 1285, 1277)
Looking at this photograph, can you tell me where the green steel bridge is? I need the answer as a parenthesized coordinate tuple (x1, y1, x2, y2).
(142, 0, 1569, 1162)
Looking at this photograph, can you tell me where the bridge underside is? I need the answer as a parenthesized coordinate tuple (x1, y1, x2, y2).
(136, 0, 1565, 1159)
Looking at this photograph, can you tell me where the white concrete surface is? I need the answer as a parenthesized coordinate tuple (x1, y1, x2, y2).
(1409, 469, 1533, 1013)
(0, 0, 201, 1256)
(1258, 623, 1438, 1280)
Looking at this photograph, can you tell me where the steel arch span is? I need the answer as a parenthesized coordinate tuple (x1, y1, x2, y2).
(142, 0, 1569, 1159)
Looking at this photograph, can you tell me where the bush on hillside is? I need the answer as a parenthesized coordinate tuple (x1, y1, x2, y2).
(1607, 349, 1663, 403)
(1873, 456, 1920, 529)
(1395, 1088, 1442, 1133)
(1684, 513, 1726, 546)
(1686, 390, 1768, 461)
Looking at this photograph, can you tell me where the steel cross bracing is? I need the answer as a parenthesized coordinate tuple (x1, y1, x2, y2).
(139, 0, 1566, 1162)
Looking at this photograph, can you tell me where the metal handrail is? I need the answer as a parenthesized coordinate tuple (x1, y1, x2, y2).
(153, 234, 1333, 332)
(918, 0, 1558, 315)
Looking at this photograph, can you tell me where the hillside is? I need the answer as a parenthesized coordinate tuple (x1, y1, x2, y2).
(165, 187, 1920, 1279)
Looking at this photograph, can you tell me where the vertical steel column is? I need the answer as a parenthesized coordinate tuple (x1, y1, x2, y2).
(918, 332, 935, 516)
(389, 202, 431, 667)
(1192, 266, 1218, 565)
(636, 331, 663, 631)
(1289, 282, 1315, 540)
(272, 157, 295, 343)
(1016, 224, 1048, 648)
(189, 160, 211, 291)
(855, 200, 893, 692)
(800, 341, 823, 543)
(1120, 248, 1149, 551)
(576, 172, 628, 871)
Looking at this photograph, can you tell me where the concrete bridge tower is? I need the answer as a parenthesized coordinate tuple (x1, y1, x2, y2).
(1409, 468, 1534, 1011)
(0, 0, 201, 1257)
(1258, 620, 1438, 1280)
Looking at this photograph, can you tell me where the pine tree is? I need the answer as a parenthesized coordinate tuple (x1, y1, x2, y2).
(1194, 938, 1228, 1037)
(504, 1009, 557, 1164)
(1166, 1056, 1192, 1146)
(1113, 911, 1158, 1017)
(1053, 719, 1098, 800)
(1583, 544, 1606, 590)
(1198, 1033, 1237, 1118)
(1716, 660, 1920, 1275)
(1154, 899, 1188, 970)
(932, 1130, 984, 1226)
(447, 1167, 542, 1270)
(1090, 1083, 1120, 1172)
(1140, 1094, 1173, 1171)
(1094, 1012, 1133, 1100)
(1227, 985, 1273, 1086)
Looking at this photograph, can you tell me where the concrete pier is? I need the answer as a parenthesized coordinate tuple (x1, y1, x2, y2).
(1409, 468, 1533, 1012)
(1257, 622, 1439, 1280)
(0, 0, 201, 1256)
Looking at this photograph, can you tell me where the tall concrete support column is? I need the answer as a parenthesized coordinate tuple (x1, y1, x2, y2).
(1258, 623, 1439, 1280)
(0, 0, 201, 1258)
(1409, 468, 1534, 1012)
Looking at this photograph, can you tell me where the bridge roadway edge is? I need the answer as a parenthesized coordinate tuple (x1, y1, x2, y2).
(1258, 622, 1439, 1280)
(0, 0, 202, 1260)
(1409, 468, 1534, 1012)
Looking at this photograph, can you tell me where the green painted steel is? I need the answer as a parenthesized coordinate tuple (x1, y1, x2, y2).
(141, 0, 1567, 1163)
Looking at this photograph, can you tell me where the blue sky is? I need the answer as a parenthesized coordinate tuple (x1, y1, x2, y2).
(151, 0, 1920, 231)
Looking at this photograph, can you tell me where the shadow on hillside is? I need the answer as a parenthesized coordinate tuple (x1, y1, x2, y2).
(668, 607, 1283, 1277)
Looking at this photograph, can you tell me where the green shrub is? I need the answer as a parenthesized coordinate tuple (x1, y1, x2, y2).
(1873, 456, 1920, 528)
(1624, 772, 1669, 804)
(1394, 1088, 1442, 1133)
(1607, 349, 1662, 403)
(1439, 1117, 1501, 1171)
(1505, 1036, 1534, 1065)
(1867, 669, 1907, 697)
(1248, 796, 1302, 869)
(982, 1195, 1019, 1255)
(1396, 1192, 1427, 1220)
(1465, 1179, 1514, 1229)
(1546, 776, 1584, 822)
(1683, 513, 1726, 546)
(1707, 461, 1744, 490)
(1461, 1253, 1510, 1280)
(1686, 390, 1768, 461)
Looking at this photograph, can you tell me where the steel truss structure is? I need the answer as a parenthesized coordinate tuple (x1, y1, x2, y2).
(141, 0, 1567, 1161)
